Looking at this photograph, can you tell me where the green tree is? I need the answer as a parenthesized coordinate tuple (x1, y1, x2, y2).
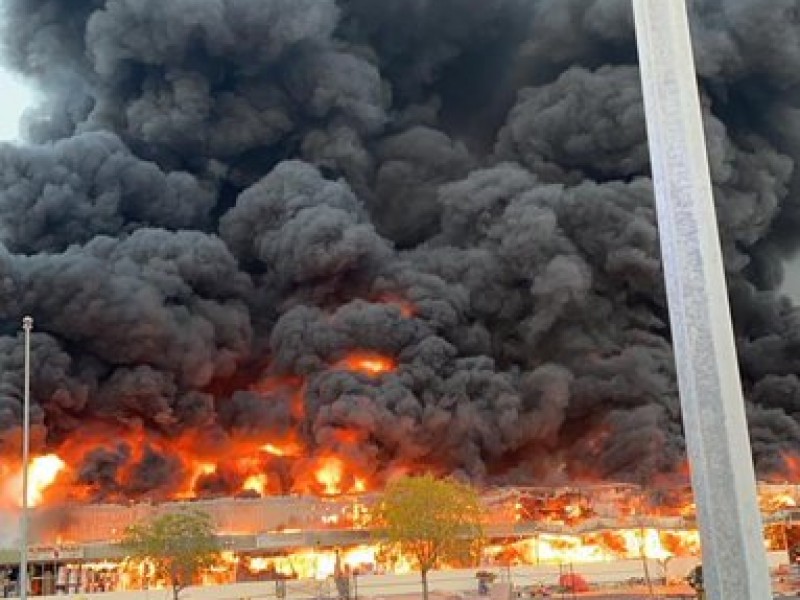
(121, 509, 220, 600)
(373, 474, 484, 600)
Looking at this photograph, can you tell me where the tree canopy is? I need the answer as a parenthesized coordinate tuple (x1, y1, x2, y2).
(121, 509, 220, 600)
(373, 474, 484, 600)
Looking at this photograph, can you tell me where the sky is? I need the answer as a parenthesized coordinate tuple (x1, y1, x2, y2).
(0, 67, 34, 141)
(0, 0, 37, 141)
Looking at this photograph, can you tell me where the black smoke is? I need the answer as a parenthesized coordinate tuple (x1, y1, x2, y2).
(1, 0, 799, 499)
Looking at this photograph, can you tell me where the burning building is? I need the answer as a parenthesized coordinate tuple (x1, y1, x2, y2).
(0, 482, 702, 595)
(2, 480, 800, 596)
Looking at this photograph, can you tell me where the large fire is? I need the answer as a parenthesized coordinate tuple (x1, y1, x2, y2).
(4, 304, 800, 585)
(0, 346, 399, 507)
(6, 449, 800, 540)
(8, 470, 800, 595)
(230, 526, 702, 582)
(242, 545, 384, 580)
(484, 528, 700, 566)
(8, 258, 797, 520)
(1, 453, 66, 508)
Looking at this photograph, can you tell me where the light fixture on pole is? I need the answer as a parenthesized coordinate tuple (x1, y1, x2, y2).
(20, 316, 33, 600)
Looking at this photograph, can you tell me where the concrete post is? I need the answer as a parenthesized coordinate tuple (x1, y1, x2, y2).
(632, 1, 773, 598)
(20, 316, 33, 600)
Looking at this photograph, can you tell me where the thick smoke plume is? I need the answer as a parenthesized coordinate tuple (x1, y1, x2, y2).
(1, 0, 800, 500)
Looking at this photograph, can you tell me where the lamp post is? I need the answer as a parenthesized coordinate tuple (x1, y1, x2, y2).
(20, 316, 33, 600)
(632, 1, 772, 598)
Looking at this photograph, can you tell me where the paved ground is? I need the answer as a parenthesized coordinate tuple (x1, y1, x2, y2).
(362, 587, 700, 599)
(533, 593, 689, 599)
(550, 593, 694, 599)
(355, 580, 800, 600)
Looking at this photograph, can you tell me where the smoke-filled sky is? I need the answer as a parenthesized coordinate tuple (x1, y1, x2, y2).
(2, 0, 800, 500)
(0, 74, 31, 140)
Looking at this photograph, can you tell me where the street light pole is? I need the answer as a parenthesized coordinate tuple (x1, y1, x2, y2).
(632, 1, 772, 598)
(20, 316, 33, 600)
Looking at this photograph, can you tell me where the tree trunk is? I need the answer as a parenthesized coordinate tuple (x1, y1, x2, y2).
(173, 583, 181, 600)
(421, 569, 429, 600)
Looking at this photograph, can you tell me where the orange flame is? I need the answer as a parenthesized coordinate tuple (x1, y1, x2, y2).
(316, 456, 344, 495)
(27, 420, 320, 503)
(26, 454, 66, 506)
(337, 353, 396, 376)
(486, 528, 700, 566)
(261, 442, 302, 457)
(176, 462, 217, 500)
(242, 474, 268, 496)
(242, 545, 381, 580)
(779, 452, 800, 482)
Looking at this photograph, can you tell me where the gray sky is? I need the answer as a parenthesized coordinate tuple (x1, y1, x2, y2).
(0, 4, 35, 140)
(0, 68, 32, 140)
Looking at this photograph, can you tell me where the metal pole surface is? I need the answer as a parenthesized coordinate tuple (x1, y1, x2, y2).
(20, 316, 33, 600)
(632, 1, 772, 598)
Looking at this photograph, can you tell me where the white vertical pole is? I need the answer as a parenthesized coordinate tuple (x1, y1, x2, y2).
(20, 316, 33, 600)
(632, 1, 772, 598)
